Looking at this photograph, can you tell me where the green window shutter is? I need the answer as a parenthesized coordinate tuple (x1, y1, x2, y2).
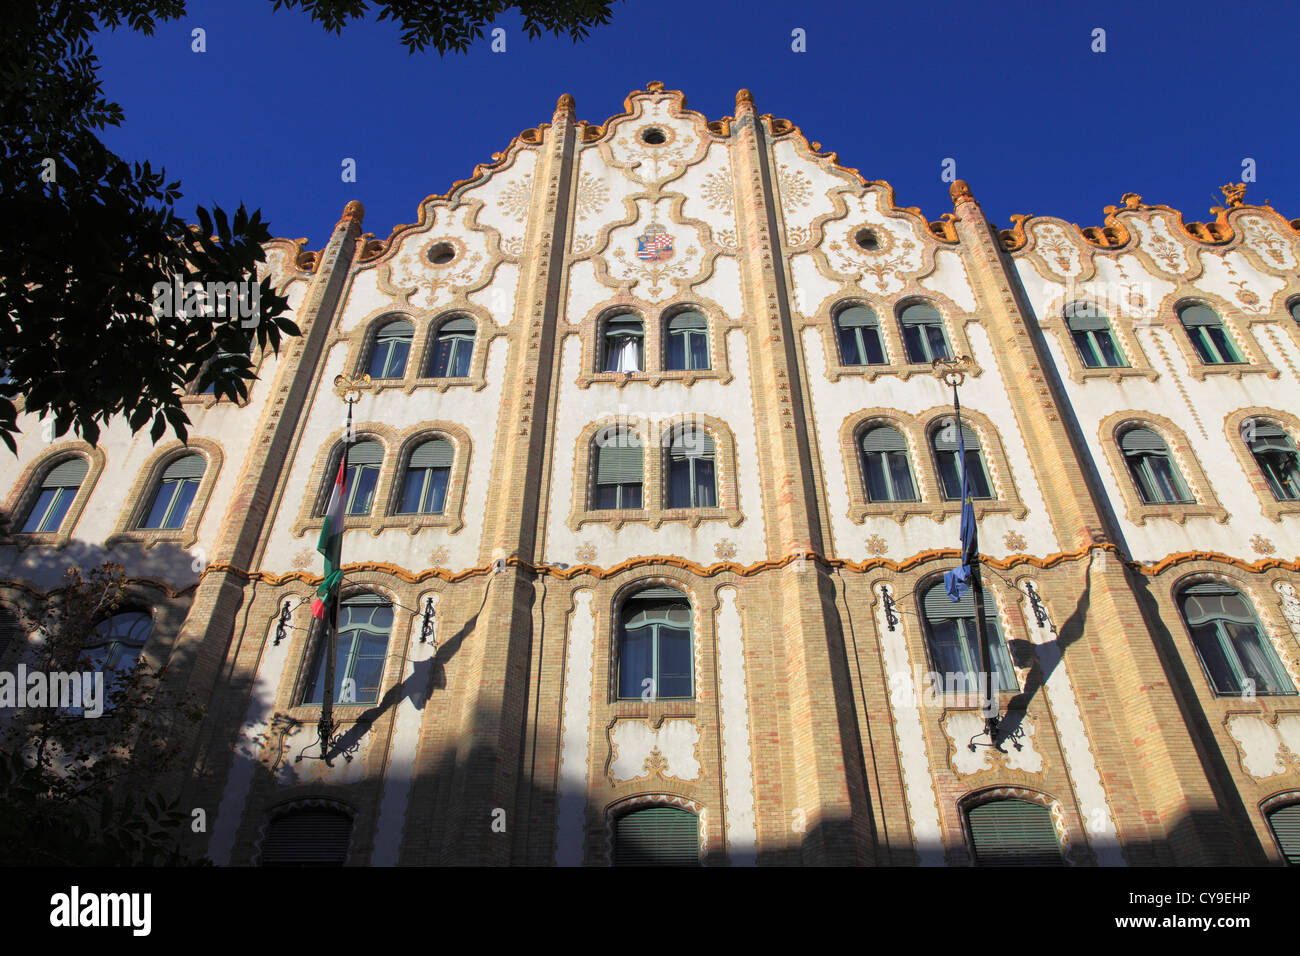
(967, 799, 1063, 865)
(1119, 427, 1168, 456)
(1178, 304, 1221, 327)
(596, 444, 642, 484)
(1064, 301, 1111, 332)
(931, 424, 980, 453)
(862, 426, 906, 454)
(613, 807, 699, 866)
(347, 441, 383, 467)
(1249, 423, 1296, 454)
(162, 455, 205, 480)
(669, 427, 715, 459)
(45, 458, 88, 488)
(375, 320, 413, 342)
(923, 580, 998, 621)
(438, 316, 476, 334)
(836, 306, 879, 328)
(1268, 805, 1300, 864)
(668, 311, 706, 330)
(899, 302, 942, 326)
(628, 586, 686, 601)
(409, 439, 453, 469)
(605, 315, 644, 336)
(261, 809, 352, 866)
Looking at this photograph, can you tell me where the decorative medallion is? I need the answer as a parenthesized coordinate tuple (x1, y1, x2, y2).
(428, 546, 450, 568)
(1004, 531, 1028, 553)
(575, 542, 598, 564)
(714, 538, 737, 561)
(635, 222, 674, 262)
(866, 534, 888, 555)
(1251, 534, 1276, 556)
(291, 549, 313, 571)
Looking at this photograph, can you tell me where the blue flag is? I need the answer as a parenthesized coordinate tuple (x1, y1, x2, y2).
(943, 420, 979, 602)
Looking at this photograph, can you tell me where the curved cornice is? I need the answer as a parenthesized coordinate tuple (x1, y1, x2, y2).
(1002, 185, 1299, 253)
(198, 545, 1300, 588)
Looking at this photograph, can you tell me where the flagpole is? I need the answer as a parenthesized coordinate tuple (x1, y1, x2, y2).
(935, 356, 1000, 744)
(316, 374, 367, 765)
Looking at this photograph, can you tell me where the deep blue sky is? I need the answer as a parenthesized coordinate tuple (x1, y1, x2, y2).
(93, 0, 1299, 249)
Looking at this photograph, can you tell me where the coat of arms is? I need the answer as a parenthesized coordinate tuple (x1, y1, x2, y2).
(635, 222, 674, 262)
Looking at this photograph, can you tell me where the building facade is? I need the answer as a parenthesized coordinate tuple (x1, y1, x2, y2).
(3, 83, 1300, 865)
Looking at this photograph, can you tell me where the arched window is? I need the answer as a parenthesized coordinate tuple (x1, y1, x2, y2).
(617, 586, 692, 700)
(304, 593, 392, 705)
(1290, 299, 1300, 328)
(427, 316, 476, 378)
(835, 305, 886, 366)
(613, 807, 699, 866)
(21, 457, 88, 533)
(1267, 803, 1300, 865)
(1065, 301, 1126, 368)
(665, 311, 710, 371)
(1177, 303, 1241, 364)
(261, 807, 352, 866)
(138, 455, 204, 529)
(82, 610, 152, 675)
(1119, 427, 1192, 504)
(59, 609, 153, 715)
(602, 314, 644, 373)
(1243, 422, 1300, 501)
(966, 798, 1063, 866)
(921, 579, 1018, 695)
(593, 428, 643, 510)
(860, 426, 916, 502)
(899, 302, 950, 364)
(666, 426, 716, 509)
(1178, 582, 1295, 697)
(323, 441, 382, 516)
(930, 421, 992, 500)
(397, 439, 452, 514)
(366, 319, 413, 379)
(198, 345, 251, 395)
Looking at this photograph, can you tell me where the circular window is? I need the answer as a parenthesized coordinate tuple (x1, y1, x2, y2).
(427, 242, 456, 265)
(854, 228, 880, 251)
(641, 127, 667, 146)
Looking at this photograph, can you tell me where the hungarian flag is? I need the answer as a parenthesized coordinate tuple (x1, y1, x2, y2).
(311, 456, 346, 620)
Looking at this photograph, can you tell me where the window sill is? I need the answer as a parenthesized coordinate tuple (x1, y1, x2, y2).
(1185, 362, 1278, 382)
(1126, 502, 1230, 526)
(826, 359, 984, 383)
(293, 511, 466, 538)
(577, 369, 731, 389)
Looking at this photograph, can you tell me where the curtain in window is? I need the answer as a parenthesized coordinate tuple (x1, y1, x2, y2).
(603, 316, 643, 372)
